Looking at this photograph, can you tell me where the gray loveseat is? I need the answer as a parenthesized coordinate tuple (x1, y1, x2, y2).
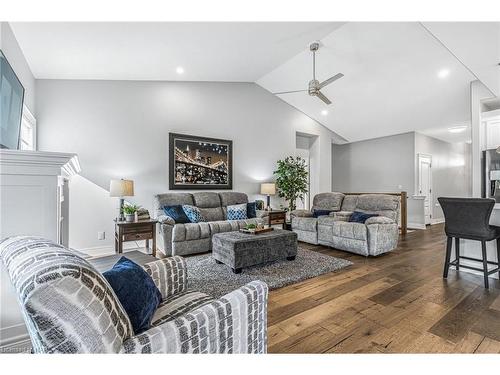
(154, 192, 265, 256)
(291, 193, 400, 256)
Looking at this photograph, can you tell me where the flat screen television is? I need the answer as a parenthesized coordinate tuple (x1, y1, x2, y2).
(0, 49, 25, 149)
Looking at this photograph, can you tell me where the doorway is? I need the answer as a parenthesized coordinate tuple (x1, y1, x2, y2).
(418, 154, 433, 225)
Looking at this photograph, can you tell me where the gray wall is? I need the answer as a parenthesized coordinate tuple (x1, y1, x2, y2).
(36, 79, 337, 250)
(414, 132, 472, 220)
(332, 132, 415, 194)
(1, 23, 36, 114)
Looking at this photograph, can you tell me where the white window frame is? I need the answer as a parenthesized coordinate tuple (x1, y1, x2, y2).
(19, 105, 37, 151)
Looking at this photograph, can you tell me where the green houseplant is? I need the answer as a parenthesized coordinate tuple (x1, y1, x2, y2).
(273, 156, 308, 211)
(122, 204, 141, 222)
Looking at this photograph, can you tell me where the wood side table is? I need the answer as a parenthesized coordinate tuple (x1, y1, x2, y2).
(266, 210, 287, 230)
(114, 219, 158, 257)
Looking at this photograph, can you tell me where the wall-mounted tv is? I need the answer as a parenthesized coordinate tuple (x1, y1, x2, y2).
(0, 49, 25, 149)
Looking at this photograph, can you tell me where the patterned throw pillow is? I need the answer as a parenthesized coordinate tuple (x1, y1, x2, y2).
(182, 205, 205, 223)
(227, 203, 248, 220)
(163, 205, 190, 224)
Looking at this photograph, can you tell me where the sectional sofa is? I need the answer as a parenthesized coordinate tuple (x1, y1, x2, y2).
(291, 192, 400, 256)
(154, 192, 265, 256)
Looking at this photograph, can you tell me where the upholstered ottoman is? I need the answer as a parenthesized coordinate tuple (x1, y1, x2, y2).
(212, 229, 298, 273)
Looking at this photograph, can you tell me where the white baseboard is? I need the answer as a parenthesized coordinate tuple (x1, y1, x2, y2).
(430, 218, 445, 225)
(0, 323, 30, 352)
(407, 222, 426, 230)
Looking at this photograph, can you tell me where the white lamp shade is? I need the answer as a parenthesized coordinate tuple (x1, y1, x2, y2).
(109, 179, 134, 197)
(260, 183, 276, 195)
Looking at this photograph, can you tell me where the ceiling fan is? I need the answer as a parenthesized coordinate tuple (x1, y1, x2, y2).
(273, 41, 344, 105)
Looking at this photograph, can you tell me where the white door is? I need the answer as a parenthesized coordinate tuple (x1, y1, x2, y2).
(418, 154, 432, 225)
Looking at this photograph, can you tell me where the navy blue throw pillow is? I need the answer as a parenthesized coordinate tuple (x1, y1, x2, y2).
(313, 209, 332, 218)
(103, 257, 162, 334)
(349, 211, 379, 223)
(163, 204, 190, 224)
(247, 202, 257, 218)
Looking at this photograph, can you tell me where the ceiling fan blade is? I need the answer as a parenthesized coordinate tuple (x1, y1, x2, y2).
(315, 91, 332, 105)
(272, 89, 308, 95)
(318, 73, 344, 89)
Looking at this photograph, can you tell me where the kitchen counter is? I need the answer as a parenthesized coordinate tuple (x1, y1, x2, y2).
(459, 204, 500, 280)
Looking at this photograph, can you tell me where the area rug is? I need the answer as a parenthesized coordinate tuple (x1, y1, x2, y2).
(185, 246, 352, 298)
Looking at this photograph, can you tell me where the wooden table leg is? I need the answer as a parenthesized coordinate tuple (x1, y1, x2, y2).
(152, 225, 157, 258)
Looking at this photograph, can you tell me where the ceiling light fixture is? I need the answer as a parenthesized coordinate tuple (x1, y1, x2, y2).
(321, 110, 328, 116)
(176, 66, 184, 74)
(437, 69, 450, 79)
(448, 125, 467, 133)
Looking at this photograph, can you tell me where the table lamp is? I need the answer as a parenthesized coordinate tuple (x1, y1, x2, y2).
(260, 183, 276, 211)
(110, 179, 134, 221)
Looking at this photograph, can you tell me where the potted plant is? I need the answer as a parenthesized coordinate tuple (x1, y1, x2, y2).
(273, 156, 308, 212)
(122, 204, 141, 222)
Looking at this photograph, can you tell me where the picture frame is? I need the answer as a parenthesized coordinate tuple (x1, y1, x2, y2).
(169, 133, 233, 190)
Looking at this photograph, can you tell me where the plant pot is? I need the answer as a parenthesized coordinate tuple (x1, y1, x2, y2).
(125, 214, 135, 222)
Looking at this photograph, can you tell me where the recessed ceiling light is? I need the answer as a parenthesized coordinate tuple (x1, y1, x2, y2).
(176, 66, 184, 74)
(438, 69, 450, 79)
(448, 125, 467, 133)
(321, 110, 328, 116)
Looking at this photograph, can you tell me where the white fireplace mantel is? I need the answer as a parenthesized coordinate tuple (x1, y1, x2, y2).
(0, 149, 81, 349)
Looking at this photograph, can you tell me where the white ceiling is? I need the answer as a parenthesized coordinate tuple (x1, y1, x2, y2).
(9, 21, 499, 144)
(9, 22, 343, 81)
(257, 22, 480, 143)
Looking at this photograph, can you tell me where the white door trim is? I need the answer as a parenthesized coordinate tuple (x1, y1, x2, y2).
(417, 153, 433, 225)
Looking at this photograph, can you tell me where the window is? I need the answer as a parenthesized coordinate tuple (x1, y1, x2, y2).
(19, 105, 36, 151)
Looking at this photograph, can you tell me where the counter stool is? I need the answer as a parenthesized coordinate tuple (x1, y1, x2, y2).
(438, 197, 500, 289)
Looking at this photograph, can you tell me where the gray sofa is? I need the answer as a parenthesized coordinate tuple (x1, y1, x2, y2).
(291, 193, 400, 256)
(1, 236, 267, 353)
(154, 192, 265, 256)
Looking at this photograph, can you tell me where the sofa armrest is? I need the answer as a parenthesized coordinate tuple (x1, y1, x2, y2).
(290, 209, 313, 218)
(143, 256, 187, 299)
(365, 216, 395, 225)
(157, 214, 175, 226)
(120, 281, 268, 354)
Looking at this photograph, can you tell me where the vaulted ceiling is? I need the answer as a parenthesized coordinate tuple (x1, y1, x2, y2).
(9, 21, 499, 144)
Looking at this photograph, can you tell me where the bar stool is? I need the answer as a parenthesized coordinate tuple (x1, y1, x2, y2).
(438, 197, 500, 289)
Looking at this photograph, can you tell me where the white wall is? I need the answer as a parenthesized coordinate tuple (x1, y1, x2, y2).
(36, 80, 336, 251)
(414, 132, 471, 220)
(332, 132, 415, 194)
(1, 22, 36, 114)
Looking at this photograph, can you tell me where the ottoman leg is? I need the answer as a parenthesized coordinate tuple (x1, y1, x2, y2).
(287, 256, 296, 261)
(215, 259, 222, 264)
(233, 268, 242, 274)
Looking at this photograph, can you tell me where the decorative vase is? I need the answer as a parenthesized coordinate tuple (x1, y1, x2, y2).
(125, 213, 134, 222)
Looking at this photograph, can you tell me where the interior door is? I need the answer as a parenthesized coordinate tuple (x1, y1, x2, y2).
(418, 154, 432, 225)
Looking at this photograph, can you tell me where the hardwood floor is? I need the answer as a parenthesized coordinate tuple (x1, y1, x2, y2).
(268, 224, 500, 353)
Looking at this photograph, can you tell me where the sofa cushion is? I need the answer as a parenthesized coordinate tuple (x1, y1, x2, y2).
(340, 196, 358, 212)
(154, 193, 194, 219)
(198, 207, 224, 222)
(312, 192, 345, 211)
(172, 222, 211, 242)
(219, 192, 248, 207)
(317, 216, 337, 226)
(357, 194, 399, 211)
(151, 290, 213, 327)
(349, 211, 379, 223)
(332, 221, 367, 241)
(182, 205, 205, 223)
(209, 218, 262, 235)
(192, 192, 221, 208)
(103, 257, 162, 334)
(292, 216, 317, 232)
(163, 205, 190, 224)
(227, 203, 248, 220)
